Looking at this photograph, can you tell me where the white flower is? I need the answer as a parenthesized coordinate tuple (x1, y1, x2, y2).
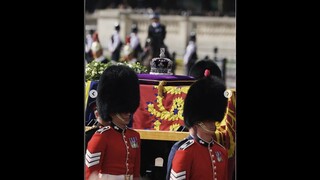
(85, 61, 147, 81)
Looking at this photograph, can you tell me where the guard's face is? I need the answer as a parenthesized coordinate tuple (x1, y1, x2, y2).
(197, 121, 216, 135)
(111, 112, 132, 126)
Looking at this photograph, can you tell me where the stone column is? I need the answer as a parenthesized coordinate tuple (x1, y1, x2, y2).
(96, 9, 120, 50)
(119, 11, 130, 43)
(180, 15, 189, 47)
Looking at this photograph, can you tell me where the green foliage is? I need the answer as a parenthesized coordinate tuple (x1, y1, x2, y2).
(85, 61, 147, 81)
(126, 61, 148, 74)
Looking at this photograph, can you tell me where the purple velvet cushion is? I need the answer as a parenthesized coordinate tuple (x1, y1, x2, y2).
(138, 74, 195, 80)
(138, 74, 195, 85)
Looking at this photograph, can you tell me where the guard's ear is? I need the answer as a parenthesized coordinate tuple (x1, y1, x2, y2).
(94, 110, 99, 119)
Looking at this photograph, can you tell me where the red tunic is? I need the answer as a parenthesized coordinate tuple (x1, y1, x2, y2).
(85, 123, 141, 180)
(170, 138, 228, 180)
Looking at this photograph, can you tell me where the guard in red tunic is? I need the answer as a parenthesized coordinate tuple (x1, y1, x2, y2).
(170, 70, 229, 180)
(85, 65, 141, 180)
(189, 60, 236, 180)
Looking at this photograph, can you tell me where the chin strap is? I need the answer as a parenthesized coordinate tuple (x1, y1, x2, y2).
(198, 122, 216, 134)
(116, 113, 127, 122)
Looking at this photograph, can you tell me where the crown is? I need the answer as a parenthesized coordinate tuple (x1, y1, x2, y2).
(150, 48, 173, 75)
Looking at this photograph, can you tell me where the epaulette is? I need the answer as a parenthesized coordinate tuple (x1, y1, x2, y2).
(96, 126, 111, 134)
(178, 139, 194, 150)
(85, 125, 98, 132)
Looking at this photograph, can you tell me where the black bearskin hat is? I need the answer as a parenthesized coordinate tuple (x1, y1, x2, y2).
(96, 65, 140, 122)
(183, 75, 228, 128)
(189, 59, 222, 79)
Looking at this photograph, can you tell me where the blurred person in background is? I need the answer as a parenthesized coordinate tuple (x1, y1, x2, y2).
(183, 32, 198, 75)
(121, 44, 137, 65)
(126, 24, 143, 61)
(108, 22, 123, 62)
(85, 29, 95, 63)
(91, 41, 109, 64)
(147, 12, 168, 59)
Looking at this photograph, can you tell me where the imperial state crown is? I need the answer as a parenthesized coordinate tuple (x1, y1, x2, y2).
(150, 48, 173, 75)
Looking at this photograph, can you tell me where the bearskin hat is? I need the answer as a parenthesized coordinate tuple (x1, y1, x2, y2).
(183, 75, 228, 128)
(96, 65, 140, 122)
(189, 59, 222, 79)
